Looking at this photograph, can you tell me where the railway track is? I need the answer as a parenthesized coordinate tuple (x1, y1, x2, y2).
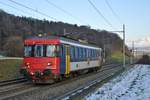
(57, 64, 133, 100)
(54, 64, 124, 100)
(0, 78, 31, 100)
(0, 63, 126, 100)
(0, 77, 27, 87)
(0, 80, 38, 100)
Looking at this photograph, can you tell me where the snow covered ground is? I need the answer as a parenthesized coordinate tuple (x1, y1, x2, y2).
(84, 64, 150, 100)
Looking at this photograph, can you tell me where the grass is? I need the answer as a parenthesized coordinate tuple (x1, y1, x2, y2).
(111, 52, 123, 62)
(111, 52, 130, 63)
(0, 59, 23, 81)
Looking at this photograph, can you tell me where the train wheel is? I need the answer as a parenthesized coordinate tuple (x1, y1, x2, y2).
(95, 67, 99, 72)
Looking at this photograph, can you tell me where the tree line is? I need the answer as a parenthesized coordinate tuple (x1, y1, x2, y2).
(0, 9, 126, 57)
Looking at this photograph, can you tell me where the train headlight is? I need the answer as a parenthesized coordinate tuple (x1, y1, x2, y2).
(41, 72, 43, 75)
(25, 62, 30, 66)
(47, 62, 52, 66)
(30, 72, 34, 75)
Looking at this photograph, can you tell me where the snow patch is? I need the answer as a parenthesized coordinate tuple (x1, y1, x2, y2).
(84, 64, 150, 100)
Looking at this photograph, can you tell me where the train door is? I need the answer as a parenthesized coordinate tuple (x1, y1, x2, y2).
(60, 44, 70, 75)
(65, 45, 70, 75)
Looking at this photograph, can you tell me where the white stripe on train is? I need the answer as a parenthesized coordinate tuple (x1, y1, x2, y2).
(70, 59, 101, 71)
(60, 40, 101, 50)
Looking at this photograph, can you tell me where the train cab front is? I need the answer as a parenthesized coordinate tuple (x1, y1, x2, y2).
(20, 43, 60, 83)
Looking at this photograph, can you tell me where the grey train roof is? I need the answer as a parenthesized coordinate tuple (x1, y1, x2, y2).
(26, 35, 101, 50)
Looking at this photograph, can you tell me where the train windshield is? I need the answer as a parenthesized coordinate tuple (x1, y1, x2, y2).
(24, 45, 59, 57)
(46, 45, 56, 57)
(24, 45, 33, 57)
(34, 45, 44, 57)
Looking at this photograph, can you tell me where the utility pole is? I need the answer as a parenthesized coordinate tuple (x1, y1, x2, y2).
(132, 41, 134, 64)
(103, 44, 106, 60)
(109, 24, 126, 68)
(123, 24, 125, 67)
(64, 28, 66, 35)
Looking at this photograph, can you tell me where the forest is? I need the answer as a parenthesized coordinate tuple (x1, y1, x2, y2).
(0, 9, 125, 57)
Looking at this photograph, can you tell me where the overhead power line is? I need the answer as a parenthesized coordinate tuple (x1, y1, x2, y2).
(105, 0, 122, 24)
(8, 0, 57, 21)
(87, 0, 114, 29)
(0, 1, 32, 15)
(45, 0, 88, 25)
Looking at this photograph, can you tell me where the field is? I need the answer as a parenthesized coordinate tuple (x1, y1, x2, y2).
(0, 59, 22, 81)
(111, 52, 130, 63)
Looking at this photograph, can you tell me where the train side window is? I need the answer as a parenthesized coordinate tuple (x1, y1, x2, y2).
(70, 46, 72, 61)
(82, 48, 84, 60)
(77, 47, 79, 61)
(75, 46, 78, 61)
(87, 49, 90, 58)
(97, 50, 99, 56)
(92, 49, 94, 58)
(79, 47, 81, 60)
(86, 49, 88, 58)
(94, 49, 96, 58)
(60, 45, 63, 57)
(94, 50, 96, 58)
(90, 49, 92, 58)
(93, 49, 94, 58)
(73, 46, 75, 61)
(80, 48, 83, 60)
(80, 48, 81, 60)
(95, 50, 97, 58)
(93, 50, 95, 58)
(43, 45, 47, 57)
(56, 45, 60, 57)
(93, 49, 95, 58)
(83, 48, 85, 60)
(60, 45, 62, 57)
(78, 47, 80, 60)
(78, 47, 80, 61)
(91, 49, 93, 58)
(89, 49, 91, 58)
(84, 48, 87, 59)
(88, 49, 89, 58)
(70, 46, 75, 62)
(96, 50, 98, 57)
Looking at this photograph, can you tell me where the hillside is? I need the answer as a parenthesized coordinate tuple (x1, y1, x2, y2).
(0, 9, 125, 57)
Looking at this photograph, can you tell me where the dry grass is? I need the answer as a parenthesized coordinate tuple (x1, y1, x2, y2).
(0, 59, 23, 81)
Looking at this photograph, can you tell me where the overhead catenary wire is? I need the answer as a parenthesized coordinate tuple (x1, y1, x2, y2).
(0, 1, 32, 15)
(45, 0, 89, 25)
(105, 0, 123, 24)
(87, 0, 115, 29)
(8, 0, 57, 21)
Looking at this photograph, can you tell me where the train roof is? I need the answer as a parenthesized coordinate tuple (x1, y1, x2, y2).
(26, 35, 101, 50)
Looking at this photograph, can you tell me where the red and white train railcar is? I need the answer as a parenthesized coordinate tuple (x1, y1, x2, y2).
(21, 36, 103, 83)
